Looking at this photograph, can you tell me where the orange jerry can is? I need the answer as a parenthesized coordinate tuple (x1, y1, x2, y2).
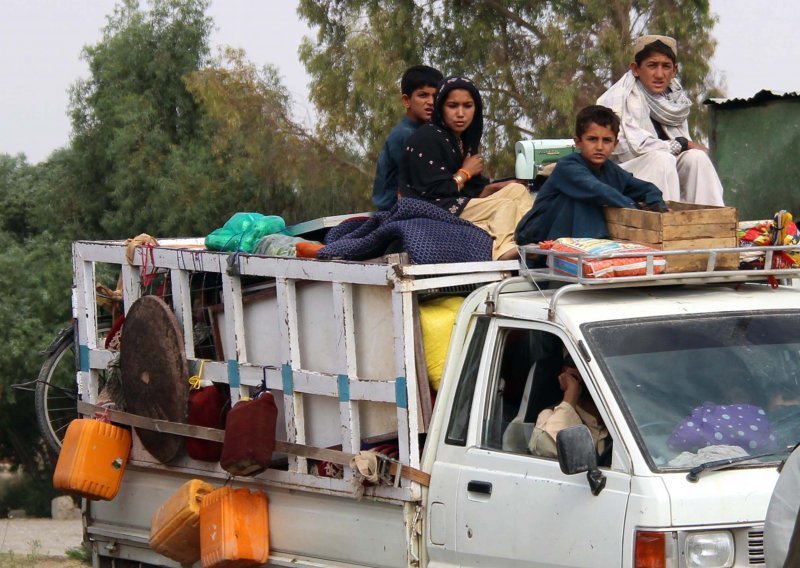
(53, 418, 131, 500)
(150, 479, 216, 565)
(200, 486, 269, 568)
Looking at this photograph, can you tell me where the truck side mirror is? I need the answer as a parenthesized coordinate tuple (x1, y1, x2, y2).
(556, 425, 606, 496)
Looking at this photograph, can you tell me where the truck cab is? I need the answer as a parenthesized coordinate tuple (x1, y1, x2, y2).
(424, 265, 799, 567)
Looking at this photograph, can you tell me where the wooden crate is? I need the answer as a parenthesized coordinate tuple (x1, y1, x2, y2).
(603, 201, 739, 272)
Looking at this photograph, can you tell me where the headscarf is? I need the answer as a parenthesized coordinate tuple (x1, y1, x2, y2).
(635, 77, 691, 127)
(432, 76, 484, 155)
(398, 76, 488, 216)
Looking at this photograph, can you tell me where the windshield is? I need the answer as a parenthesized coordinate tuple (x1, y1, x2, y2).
(584, 312, 800, 471)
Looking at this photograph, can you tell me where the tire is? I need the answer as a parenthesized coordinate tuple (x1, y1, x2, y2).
(35, 327, 79, 455)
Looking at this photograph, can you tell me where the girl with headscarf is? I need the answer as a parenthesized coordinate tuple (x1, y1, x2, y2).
(398, 76, 533, 260)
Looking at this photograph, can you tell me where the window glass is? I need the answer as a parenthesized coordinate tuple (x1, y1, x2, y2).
(584, 312, 800, 471)
(445, 317, 490, 446)
(481, 328, 568, 453)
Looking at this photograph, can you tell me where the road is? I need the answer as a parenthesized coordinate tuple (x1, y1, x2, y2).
(0, 518, 83, 557)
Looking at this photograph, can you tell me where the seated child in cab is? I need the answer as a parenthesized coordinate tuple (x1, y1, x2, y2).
(515, 105, 668, 245)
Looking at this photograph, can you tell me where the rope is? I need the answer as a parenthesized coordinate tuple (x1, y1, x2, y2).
(188, 360, 207, 390)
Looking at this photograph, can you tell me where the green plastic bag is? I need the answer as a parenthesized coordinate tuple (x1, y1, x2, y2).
(204, 213, 286, 253)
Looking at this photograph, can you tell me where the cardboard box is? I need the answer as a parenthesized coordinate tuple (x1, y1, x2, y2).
(603, 201, 739, 272)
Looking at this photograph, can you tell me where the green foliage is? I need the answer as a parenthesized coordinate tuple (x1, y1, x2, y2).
(0, 473, 61, 518)
(182, 48, 370, 225)
(66, 0, 213, 239)
(0, 231, 72, 472)
(65, 544, 92, 564)
(298, 0, 719, 173)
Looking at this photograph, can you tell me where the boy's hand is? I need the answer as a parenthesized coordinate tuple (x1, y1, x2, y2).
(639, 201, 670, 213)
(687, 140, 709, 153)
(461, 153, 483, 178)
(559, 367, 582, 408)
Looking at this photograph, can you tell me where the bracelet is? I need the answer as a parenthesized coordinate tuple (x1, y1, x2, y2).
(457, 168, 472, 182)
(453, 173, 465, 186)
(669, 137, 689, 155)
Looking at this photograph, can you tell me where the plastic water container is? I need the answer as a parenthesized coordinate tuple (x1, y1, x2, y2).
(150, 479, 216, 565)
(200, 486, 269, 567)
(186, 384, 226, 462)
(220, 392, 278, 476)
(53, 418, 131, 500)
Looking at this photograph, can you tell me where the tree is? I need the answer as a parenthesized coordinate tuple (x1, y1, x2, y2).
(298, 0, 720, 173)
(181, 48, 370, 226)
(66, 0, 213, 239)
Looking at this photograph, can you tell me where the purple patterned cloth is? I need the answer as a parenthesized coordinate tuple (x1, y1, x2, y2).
(318, 198, 493, 264)
(668, 402, 777, 453)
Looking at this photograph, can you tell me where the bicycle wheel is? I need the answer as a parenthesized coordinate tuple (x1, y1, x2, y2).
(35, 327, 79, 454)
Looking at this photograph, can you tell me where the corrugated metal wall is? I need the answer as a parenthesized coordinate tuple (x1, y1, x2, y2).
(707, 93, 800, 221)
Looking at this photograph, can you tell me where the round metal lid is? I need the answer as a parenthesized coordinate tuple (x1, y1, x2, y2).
(120, 294, 188, 463)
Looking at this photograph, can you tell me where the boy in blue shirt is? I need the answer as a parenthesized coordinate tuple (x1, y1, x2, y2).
(372, 65, 443, 211)
(516, 105, 667, 245)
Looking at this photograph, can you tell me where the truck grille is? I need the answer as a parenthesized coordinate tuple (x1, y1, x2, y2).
(748, 528, 765, 565)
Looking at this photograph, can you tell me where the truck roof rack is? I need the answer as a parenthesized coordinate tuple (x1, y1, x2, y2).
(501, 244, 800, 320)
(517, 243, 800, 285)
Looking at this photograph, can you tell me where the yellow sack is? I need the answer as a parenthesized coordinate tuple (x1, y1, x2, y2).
(419, 296, 465, 391)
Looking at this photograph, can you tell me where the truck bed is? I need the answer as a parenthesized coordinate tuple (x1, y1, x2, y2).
(72, 237, 517, 566)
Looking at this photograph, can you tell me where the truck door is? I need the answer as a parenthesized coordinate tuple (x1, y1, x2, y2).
(428, 320, 631, 567)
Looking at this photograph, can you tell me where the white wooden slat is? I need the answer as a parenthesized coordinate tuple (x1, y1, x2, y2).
(399, 289, 421, 470)
(220, 273, 247, 402)
(120, 263, 141, 315)
(183, 360, 400, 402)
(332, 282, 360, 480)
(391, 288, 412, 483)
(395, 270, 513, 292)
(170, 269, 195, 358)
(128, 457, 415, 502)
(77, 241, 396, 286)
(275, 277, 306, 473)
(72, 248, 97, 402)
(400, 259, 518, 276)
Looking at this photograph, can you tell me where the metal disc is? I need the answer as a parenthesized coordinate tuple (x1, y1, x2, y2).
(119, 295, 188, 463)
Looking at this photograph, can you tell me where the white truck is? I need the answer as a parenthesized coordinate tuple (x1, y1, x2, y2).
(70, 229, 800, 568)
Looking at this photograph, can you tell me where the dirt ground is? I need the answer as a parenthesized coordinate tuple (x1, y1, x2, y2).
(0, 518, 85, 566)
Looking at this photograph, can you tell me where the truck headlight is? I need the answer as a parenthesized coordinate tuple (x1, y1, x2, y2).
(684, 531, 734, 568)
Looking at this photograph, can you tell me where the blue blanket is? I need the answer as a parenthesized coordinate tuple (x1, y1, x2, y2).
(318, 198, 492, 264)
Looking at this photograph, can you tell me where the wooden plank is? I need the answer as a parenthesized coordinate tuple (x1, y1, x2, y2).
(603, 207, 664, 231)
(610, 237, 741, 273)
(605, 203, 738, 234)
(220, 273, 247, 402)
(276, 277, 306, 474)
(170, 269, 195, 358)
(77, 401, 430, 486)
(665, 252, 740, 272)
(661, 237, 738, 250)
(332, 281, 360, 481)
(662, 222, 737, 241)
(605, 223, 662, 244)
(411, 295, 433, 431)
(661, 204, 737, 226)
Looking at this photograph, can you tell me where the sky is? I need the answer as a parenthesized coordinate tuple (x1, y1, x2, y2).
(0, 0, 798, 164)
